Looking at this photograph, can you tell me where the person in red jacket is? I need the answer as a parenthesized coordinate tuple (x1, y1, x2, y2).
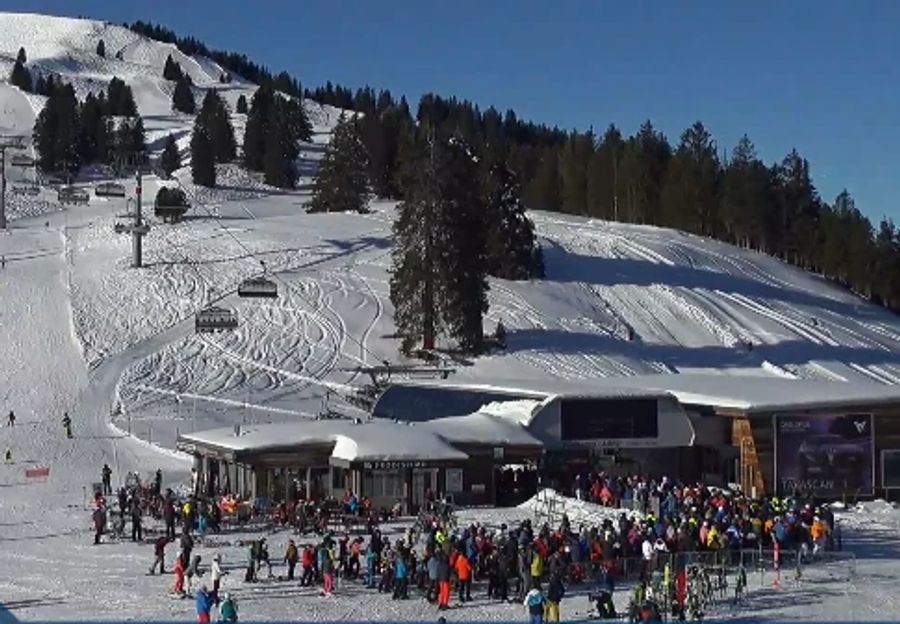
(172, 551, 186, 595)
(454, 550, 472, 603)
(300, 544, 315, 586)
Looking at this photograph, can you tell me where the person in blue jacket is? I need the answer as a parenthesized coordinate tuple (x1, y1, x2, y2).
(393, 550, 409, 600)
(195, 585, 214, 624)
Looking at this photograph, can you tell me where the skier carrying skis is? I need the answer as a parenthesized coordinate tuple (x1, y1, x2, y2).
(62, 412, 72, 438)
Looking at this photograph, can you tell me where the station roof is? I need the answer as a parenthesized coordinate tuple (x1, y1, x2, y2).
(417, 411, 543, 447)
(601, 373, 900, 413)
(177, 419, 467, 463)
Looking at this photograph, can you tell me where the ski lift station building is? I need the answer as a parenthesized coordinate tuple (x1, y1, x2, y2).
(372, 375, 900, 500)
(178, 374, 900, 511)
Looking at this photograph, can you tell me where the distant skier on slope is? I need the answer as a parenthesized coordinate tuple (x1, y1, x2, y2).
(101, 463, 112, 495)
(7, 410, 14, 426)
(62, 412, 72, 438)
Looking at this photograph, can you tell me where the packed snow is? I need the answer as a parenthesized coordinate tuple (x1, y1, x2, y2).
(2, 11, 900, 622)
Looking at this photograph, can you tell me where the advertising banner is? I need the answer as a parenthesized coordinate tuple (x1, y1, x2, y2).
(774, 413, 874, 497)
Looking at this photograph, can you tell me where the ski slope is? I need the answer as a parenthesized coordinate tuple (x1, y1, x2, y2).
(2, 11, 900, 621)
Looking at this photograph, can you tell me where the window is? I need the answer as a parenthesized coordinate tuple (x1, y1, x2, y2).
(560, 399, 658, 440)
(363, 471, 404, 498)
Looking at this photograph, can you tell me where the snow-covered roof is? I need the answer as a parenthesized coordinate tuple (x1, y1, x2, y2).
(603, 373, 900, 412)
(385, 377, 672, 401)
(178, 419, 467, 463)
(418, 412, 543, 447)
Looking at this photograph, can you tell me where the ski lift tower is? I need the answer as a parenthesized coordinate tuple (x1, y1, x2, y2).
(0, 135, 27, 230)
(113, 170, 151, 267)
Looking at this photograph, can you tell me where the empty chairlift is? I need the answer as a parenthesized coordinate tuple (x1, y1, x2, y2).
(238, 276, 278, 299)
(9, 154, 34, 167)
(195, 306, 238, 333)
(57, 186, 90, 205)
(95, 182, 126, 198)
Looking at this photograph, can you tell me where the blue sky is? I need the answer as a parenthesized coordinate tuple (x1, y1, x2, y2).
(7, 1, 900, 223)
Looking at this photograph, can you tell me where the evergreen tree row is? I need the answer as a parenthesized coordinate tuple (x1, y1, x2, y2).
(123, 19, 900, 317)
(33, 77, 145, 174)
(130, 21, 299, 94)
(241, 84, 311, 188)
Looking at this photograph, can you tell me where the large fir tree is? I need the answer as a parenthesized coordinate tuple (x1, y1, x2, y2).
(190, 123, 215, 186)
(481, 152, 543, 280)
(390, 129, 488, 354)
(308, 117, 370, 212)
(159, 134, 181, 177)
(197, 89, 236, 162)
(107, 77, 138, 116)
(9, 59, 32, 92)
(172, 76, 196, 114)
(33, 82, 81, 174)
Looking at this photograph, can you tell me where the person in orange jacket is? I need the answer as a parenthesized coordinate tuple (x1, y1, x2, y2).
(454, 550, 473, 603)
(810, 517, 828, 556)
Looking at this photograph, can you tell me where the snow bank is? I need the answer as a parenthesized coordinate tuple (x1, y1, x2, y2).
(518, 488, 643, 527)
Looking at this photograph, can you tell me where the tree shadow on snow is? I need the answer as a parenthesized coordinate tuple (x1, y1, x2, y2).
(542, 243, 883, 322)
(505, 328, 900, 371)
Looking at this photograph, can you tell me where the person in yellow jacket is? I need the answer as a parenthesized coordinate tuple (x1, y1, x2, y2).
(531, 549, 544, 581)
(706, 525, 721, 549)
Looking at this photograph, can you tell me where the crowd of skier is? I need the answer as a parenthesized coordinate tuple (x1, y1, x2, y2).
(86, 463, 840, 623)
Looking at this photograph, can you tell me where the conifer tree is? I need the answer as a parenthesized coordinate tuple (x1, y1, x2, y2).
(236, 94, 248, 114)
(107, 77, 138, 116)
(190, 123, 215, 186)
(9, 59, 32, 93)
(16, 47, 26, 64)
(660, 122, 720, 236)
(163, 55, 182, 81)
(390, 130, 488, 354)
(309, 117, 370, 212)
(482, 159, 544, 280)
(77, 92, 109, 164)
(33, 82, 81, 174)
(559, 130, 593, 214)
(242, 84, 275, 171)
(96, 40, 106, 57)
(159, 134, 181, 177)
(197, 89, 235, 162)
(172, 76, 196, 114)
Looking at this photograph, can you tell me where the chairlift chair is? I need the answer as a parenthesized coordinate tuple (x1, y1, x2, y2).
(57, 187, 89, 205)
(95, 182, 126, 198)
(9, 154, 34, 167)
(238, 276, 278, 299)
(12, 184, 39, 196)
(195, 306, 238, 333)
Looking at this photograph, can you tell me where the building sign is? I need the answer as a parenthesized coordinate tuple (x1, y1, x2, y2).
(363, 460, 426, 470)
(560, 399, 658, 441)
(446, 467, 463, 493)
(774, 413, 874, 496)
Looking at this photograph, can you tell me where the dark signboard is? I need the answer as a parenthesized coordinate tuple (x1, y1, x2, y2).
(882, 450, 900, 489)
(560, 399, 658, 441)
(774, 413, 874, 496)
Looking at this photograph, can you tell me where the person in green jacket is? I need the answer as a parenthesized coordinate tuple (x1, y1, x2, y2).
(219, 593, 238, 622)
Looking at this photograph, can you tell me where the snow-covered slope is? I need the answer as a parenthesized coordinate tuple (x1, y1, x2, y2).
(4, 12, 900, 622)
(0, 11, 342, 213)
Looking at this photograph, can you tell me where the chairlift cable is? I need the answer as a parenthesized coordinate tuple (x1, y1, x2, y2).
(167, 175, 383, 365)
